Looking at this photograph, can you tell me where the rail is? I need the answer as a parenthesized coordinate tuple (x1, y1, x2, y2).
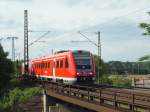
(42, 81, 150, 112)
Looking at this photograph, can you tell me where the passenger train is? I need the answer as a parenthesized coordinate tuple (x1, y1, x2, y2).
(21, 50, 96, 84)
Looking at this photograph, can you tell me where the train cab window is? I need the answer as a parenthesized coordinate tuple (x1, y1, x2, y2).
(60, 60, 63, 68)
(65, 58, 69, 68)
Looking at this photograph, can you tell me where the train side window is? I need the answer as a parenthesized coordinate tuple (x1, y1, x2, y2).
(46, 63, 47, 68)
(60, 60, 63, 68)
(56, 61, 59, 68)
(48, 62, 50, 68)
(43, 63, 44, 68)
(41, 63, 42, 68)
(53, 61, 55, 68)
(45, 63, 46, 68)
(65, 58, 69, 68)
(43, 63, 45, 68)
(45, 63, 47, 68)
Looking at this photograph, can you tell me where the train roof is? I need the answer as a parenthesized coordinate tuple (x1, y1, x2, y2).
(31, 50, 91, 62)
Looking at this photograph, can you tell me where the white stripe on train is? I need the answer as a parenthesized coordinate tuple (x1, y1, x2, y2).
(35, 75, 77, 84)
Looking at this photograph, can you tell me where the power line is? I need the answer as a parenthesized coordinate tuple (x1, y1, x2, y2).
(78, 31, 98, 47)
(29, 31, 50, 47)
(82, 5, 150, 32)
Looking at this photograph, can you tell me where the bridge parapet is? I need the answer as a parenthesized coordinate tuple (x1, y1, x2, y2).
(42, 82, 150, 112)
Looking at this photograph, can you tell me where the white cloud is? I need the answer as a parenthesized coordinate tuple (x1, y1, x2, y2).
(0, 0, 150, 61)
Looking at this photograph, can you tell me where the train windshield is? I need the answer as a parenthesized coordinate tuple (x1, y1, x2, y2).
(74, 59, 91, 70)
(72, 51, 92, 70)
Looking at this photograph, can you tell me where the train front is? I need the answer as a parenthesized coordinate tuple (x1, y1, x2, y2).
(72, 50, 96, 83)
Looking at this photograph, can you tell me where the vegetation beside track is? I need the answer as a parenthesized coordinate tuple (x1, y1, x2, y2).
(99, 74, 132, 88)
(0, 79, 42, 112)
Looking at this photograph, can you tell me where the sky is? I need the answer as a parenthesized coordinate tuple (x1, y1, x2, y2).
(0, 0, 150, 62)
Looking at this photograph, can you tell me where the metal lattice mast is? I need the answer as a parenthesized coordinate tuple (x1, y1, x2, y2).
(24, 10, 29, 74)
(98, 31, 101, 84)
(7, 37, 18, 61)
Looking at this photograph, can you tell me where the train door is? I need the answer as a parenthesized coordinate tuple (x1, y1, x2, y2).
(52, 59, 56, 81)
(40, 61, 43, 77)
(28, 61, 32, 75)
(65, 57, 69, 77)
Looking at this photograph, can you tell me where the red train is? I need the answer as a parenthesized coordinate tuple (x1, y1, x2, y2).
(21, 50, 96, 84)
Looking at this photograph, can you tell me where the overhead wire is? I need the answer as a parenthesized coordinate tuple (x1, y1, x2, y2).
(81, 5, 150, 32)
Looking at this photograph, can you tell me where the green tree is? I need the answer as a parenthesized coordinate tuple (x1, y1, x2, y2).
(107, 61, 124, 74)
(93, 55, 107, 82)
(139, 12, 150, 35)
(0, 44, 14, 95)
(138, 55, 150, 61)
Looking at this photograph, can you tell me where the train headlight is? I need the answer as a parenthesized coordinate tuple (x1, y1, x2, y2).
(77, 72, 80, 75)
(89, 72, 93, 75)
(92, 77, 95, 80)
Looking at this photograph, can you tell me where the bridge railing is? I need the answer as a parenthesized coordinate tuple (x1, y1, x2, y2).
(44, 82, 150, 111)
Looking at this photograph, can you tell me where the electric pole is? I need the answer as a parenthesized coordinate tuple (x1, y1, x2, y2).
(24, 10, 29, 75)
(7, 37, 18, 61)
(76, 31, 102, 84)
(97, 31, 101, 84)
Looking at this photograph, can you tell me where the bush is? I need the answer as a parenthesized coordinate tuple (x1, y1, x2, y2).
(98, 75, 132, 88)
(109, 75, 131, 88)
(99, 75, 112, 85)
(0, 87, 42, 110)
